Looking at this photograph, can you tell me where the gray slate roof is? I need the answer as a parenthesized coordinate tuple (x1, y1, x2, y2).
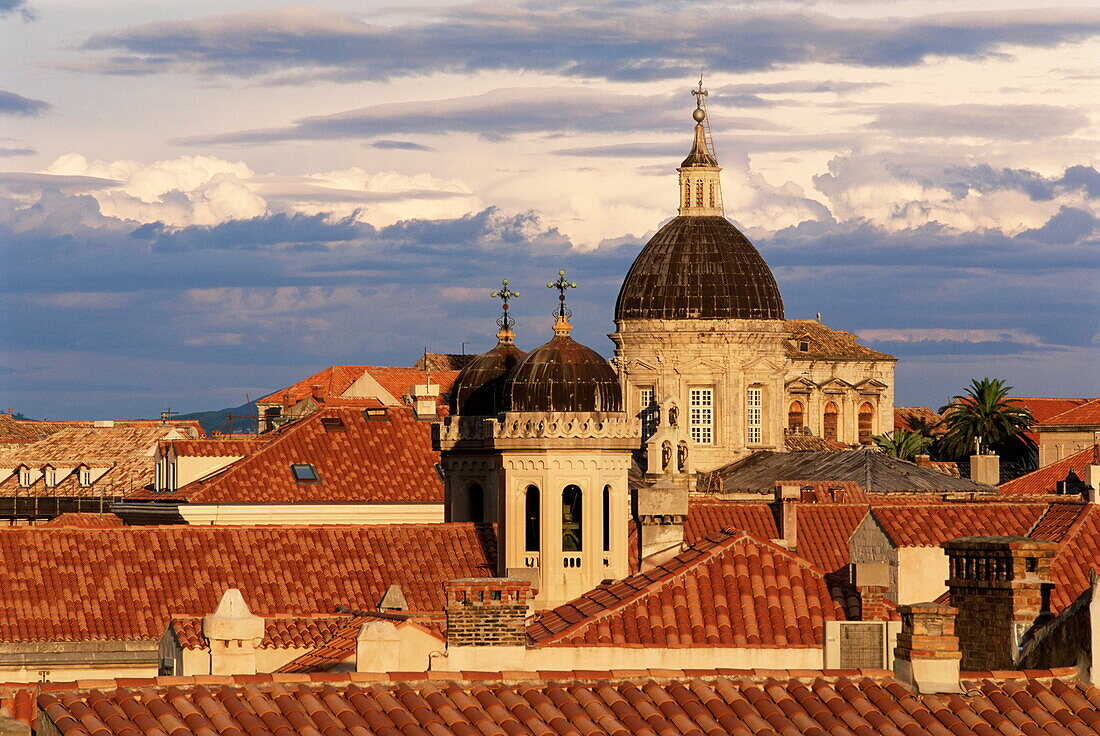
(702, 448, 998, 495)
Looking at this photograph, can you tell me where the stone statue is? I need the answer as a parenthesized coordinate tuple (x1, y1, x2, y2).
(677, 441, 688, 472)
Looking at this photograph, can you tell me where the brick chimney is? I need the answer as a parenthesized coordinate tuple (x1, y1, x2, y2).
(202, 588, 264, 675)
(772, 482, 800, 551)
(444, 578, 531, 648)
(941, 536, 1058, 671)
(855, 562, 891, 620)
(894, 602, 961, 693)
(310, 384, 325, 402)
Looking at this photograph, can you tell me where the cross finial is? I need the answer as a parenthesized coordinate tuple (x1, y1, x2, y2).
(547, 269, 577, 336)
(490, 279, 519, 329)
(692, 75, 708, 107)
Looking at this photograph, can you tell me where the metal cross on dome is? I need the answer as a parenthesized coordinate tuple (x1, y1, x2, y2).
(692, 76, 708, 107)
(547, 269, 577, 318)
(490, 279, 519, 329)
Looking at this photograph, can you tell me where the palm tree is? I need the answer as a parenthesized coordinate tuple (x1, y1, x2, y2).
(873, 430, 932, 461)
(937, 378, 1035, 459)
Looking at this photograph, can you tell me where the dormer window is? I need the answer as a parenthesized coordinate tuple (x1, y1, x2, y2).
(291, 463, 319, 482)
(362, 407, 388, 421)
(79, 468, 91, 487)
(18, 468, 30, 488)
(320, 417, 346, 432)
(44, 467, 56, 489)
(798, 340, 810, 353)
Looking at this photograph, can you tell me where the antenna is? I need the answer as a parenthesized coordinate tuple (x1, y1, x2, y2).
(159, 408, 178, 422)
(424, 346, 432, 386)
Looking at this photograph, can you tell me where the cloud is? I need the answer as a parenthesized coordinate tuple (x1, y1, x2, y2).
(716, 80, 885, 95)
(942, 164, 1100, 201)
(553, 133, 855, 158)
(365, 140, 435, 152)
(865, 103, 1089, 141)
(0, 147, 35, 158)
(857, 328, 1046, 345)
(0, 0, 33, 20)
(1018, 206, 1098, 244)
(79, 5, 1100, 83)
(0, 90, 51, 116)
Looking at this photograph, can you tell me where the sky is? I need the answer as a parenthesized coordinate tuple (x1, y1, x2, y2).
(0, 0, 1097, 419)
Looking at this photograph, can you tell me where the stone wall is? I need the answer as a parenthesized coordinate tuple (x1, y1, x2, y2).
(444, 578, 532, 648)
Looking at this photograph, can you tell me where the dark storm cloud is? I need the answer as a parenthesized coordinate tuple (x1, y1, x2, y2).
(943, 164, 1100, 201)
(182, 88, 786, 146)
(0, 90, 51, 116)
(866, 103, 1088, 141)
(80, 5, 1100, 83)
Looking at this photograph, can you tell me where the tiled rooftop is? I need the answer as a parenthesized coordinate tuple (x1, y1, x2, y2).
(893, 405, 945, 434)
(1036, 396, 1100, 427)
(1048, 504, 1100, 611)
(134, 406, 443, 504)
(34, 669, 1100, 736)
(0, 523, 495, 642)
(869, 502, 1048, 547)
(704, 448, 996, 495)
(999, 444, 1099, 495)
(784, 319, 896, 361)
(0, 424, 196, 498)
(170, 613, 379, 650)
(257, 365, 459, 407)
(41, 512, 124, 528)
(163, 436, 270, 457)
(783, 433, 848, 451)
(528, 531, 857, 648)
(1011, 396, 1092, 443)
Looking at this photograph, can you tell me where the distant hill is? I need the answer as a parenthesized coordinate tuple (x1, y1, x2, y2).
(176, 400, 259, 436)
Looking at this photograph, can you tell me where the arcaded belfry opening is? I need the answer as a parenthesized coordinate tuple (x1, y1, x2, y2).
(524, 485, 540, 552)
(562, 484, 583, 552)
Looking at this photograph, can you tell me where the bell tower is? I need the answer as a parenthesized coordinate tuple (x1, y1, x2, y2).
(436, 272, 636, 607)
(678, 78, 724, 217)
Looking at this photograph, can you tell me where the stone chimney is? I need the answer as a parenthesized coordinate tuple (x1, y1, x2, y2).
(914, 454, 934, 469)
(202, 589, 264, 675)
(969, 453, 1000, 485)
(855, 562, 891, 620)
(444, 578, 531, 648)
(894, 603, 961, 693)
(635, 478, 688, 569)
(941, 536, 1058, 671)
(1087, 465, 1100, 505)
(772, 482, 800, 551)
(310, 384, 325, 402)
(355, 620, 401, 672)
(409, 383, 440, 420)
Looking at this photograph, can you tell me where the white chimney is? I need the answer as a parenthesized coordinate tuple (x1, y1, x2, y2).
(409, 383, 440, 420)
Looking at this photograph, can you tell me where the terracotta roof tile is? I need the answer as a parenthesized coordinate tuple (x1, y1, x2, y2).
(0, 424, 195, 499)
(869, 502, 1047, 547)
(257, 365, 459, 406)
(170, 613, 386, 650)
(1035, 397, 1100, 427)
(164, 436, 270, 457)
(999, 444, 1100, 495)
(0, 523, 495, 642)
(783, 434, 848, 451)
(134, 406, 442, 504)
(1028, 500, 1091, 541)
(1048, 505, 1100, 611)
(784, 320, 896, 361)
(34, 672, 1100, 736)
(893, 406, 945, 434)
(528, 531, 856, 648)
(41, 512, 124, 528)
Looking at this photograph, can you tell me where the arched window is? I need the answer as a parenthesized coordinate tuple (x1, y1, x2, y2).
(562, 485, 583, 552)
(708, 183, 715, 208)
(823, 402, 839, 442)
(525, 485, 540, 552)
(683, 182, 691, 208)
(788, 401, 804, 433)
(858, 402, 875, 446)
(467, 483, 484, 522)
(695, 181, 704, 207)
(602, 485, 611, 552)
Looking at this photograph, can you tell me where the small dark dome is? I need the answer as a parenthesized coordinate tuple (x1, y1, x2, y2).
(450, 342, 525, 416)
(615, 216, 784, 322)
(501, 333, 622, 413)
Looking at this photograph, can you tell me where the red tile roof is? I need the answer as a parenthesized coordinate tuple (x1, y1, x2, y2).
(528, 531, 856, 648)
(1049, 505, 1100, 611)
(0, 523, 495, 642)
(999, 444, 1100, 495)
(41, 513, 124, 528)
(0, 424, 196, 498)
(136, 406, 442, 504)
(1011, 396, 1093, 443)
(35, 670, 1100, 736)
(170, 613, 376, 650)
(164, 436, 270, 457)
(1028, 500, 1090, 542)
(869, 502, 1048, 547)
(893, 406, 945, 434)
(684, 499, 777, 542)
(1039, 397, 1100, 427)
(257, 365, 459, 406)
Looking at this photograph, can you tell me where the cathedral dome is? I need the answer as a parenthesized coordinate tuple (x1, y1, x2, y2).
(449, 338, 525, 416)
(615, 215, 784, 321)
(501, 331, 622, 413)
(615, 82, 784, 323)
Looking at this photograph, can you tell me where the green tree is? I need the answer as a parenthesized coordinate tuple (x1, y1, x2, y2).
(873, 430, 932, 461)
(936, 378, 1035, 460)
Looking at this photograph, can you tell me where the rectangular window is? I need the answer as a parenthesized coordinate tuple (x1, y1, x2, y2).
(168, 462, 177, 492)
(639, 387, 657, 439)
(695, 181, 704, 207)
(689, 388, 714, 445)
(155, 462, 163, 491)
(747, 387, 762, 444)
(291, 463, 319, 482)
